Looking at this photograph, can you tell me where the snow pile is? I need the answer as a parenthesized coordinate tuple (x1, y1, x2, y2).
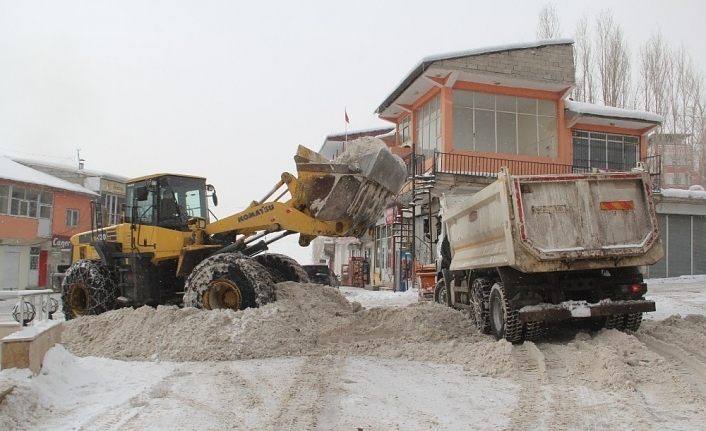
(62, 283, 492, 366)
(334, 136, 388, 168)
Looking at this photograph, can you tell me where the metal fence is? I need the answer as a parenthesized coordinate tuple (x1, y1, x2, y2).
(405, 151, 662, 190)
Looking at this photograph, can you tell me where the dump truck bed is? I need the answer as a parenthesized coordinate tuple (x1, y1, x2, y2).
(442, 170, 663, 273)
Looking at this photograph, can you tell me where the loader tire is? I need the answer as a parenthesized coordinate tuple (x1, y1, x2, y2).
(470, 278, 492, 334)
(61, 260, 118, 320)
(489, 282, 523, 343)
(183, 253, 275, 310)
(254, 253, 310, 284)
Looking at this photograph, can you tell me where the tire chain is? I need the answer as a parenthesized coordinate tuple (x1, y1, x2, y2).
(61, 260, 118, 319)
(470, 278, 493, 334)
(183, 253, 275, 309)
(494, 282, 524, 343)
(624, 313, 643, 332)
(254, 253, 310, 284)
(524, 321, 545, 342)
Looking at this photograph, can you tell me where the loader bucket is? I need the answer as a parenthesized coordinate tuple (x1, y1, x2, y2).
(293, 139, 407, 237)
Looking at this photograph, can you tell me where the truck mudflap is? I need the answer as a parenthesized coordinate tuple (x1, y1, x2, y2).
(518, 299, 656, 323)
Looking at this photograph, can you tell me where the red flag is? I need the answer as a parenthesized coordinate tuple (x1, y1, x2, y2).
(345, 109, 350, 124)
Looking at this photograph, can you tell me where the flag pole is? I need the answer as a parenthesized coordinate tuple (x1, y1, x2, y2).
(344, 107, 349, 151)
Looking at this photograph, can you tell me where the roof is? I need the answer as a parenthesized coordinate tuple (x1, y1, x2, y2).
(376, 38, 574, 115)
(564, 100, 662, 124)
(565, 100, 662, 132)
(128, 173, 207, 183)
(0, 156, 99, 196)
(11, 157, 129, 182)
(318, 127, 395, 159)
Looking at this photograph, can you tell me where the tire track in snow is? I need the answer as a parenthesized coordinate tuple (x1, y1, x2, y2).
(637, 333, 706, 398)
(505, 342, 546, 430)
(266, 355, 343, 431)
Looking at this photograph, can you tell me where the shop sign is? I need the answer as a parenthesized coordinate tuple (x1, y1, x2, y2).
(102, 180, 126, 195)
(52, 235, 72, 250)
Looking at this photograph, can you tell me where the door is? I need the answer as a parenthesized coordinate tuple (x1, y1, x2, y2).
(1, 250, 21, 290)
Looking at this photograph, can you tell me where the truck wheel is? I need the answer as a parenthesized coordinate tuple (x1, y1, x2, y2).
(605, 314, 626, 330)
(470, 278, 492, 334)
(489, 282, 523, 343)
(183, 253, 275, 310)
(524, 321, 545, 342)
(624, 313, 643, 332)
(433, 279, 447, 305)
(254, 253, 310, 283)
(61, 260, 118, 320)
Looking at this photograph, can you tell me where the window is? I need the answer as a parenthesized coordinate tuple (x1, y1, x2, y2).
(66, 209, 80, 227)
(0, 185, 8, 214)
(452, 90, 557, 157)
(572, 130, 639, 171)
(30, 247, 40, 270)
(39, 192, 53, 219)
(399, 116, 411, 145)
(415, 95, 442, 156)
(102, 193, 125, 225)
(1, 185, 53, 218)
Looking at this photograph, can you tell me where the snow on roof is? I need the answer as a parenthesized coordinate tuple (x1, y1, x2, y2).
(376, 38, 574, 114)
(660, 188, 706, 200)
(0, 156, 99, 196)
(420, 38, 575, 64)
(11, 157, 128, 182)
(565, 100, 662, 124)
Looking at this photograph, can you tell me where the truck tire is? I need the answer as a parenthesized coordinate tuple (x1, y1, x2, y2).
(606, 313, 643, 332)
(183, 253, 275, 310)
(489, 282, 523, 343)
(433, 279, 447, 305)
(524, 321, 545, 342)
(605, 314, 626, 330)
(470, 278, 492, 334)
(624, 313, 643, 332)
(61, 260, 118, 320)
(254, 253, 310, 283)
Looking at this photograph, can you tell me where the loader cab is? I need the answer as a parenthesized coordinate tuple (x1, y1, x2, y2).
(126, 174, 210, 230)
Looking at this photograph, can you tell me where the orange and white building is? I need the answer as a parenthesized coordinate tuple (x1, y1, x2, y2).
(370, 39, 668, 289)
(0, 156, 98, 290)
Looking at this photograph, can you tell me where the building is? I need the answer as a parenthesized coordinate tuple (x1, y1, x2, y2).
(13, 158, 128, 226)
(371, 39, 677, 290)
(0, 156, 99, 290)
(649, 133, 700, 189)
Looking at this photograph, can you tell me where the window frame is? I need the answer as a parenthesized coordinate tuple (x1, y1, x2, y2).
(452, 90, 558, 157)
(66, 208, 80, 228)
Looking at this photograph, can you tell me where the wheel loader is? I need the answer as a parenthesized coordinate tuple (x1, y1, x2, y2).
(61, 142, 407, 319)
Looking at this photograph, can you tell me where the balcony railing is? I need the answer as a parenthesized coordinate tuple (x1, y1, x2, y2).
(405, 151, 662, 190)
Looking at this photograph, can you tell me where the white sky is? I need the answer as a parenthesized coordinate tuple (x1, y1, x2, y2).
(1, 0, 704, 264)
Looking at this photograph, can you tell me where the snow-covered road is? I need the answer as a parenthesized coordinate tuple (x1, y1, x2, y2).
(1, 276, 705, 430)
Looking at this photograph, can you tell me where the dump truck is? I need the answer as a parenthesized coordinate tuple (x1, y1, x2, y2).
(436, 166, 663, 343)
(61, 141, 406, 319)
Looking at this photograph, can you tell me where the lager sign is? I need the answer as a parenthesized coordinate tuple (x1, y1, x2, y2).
(52, 235, 71, 250)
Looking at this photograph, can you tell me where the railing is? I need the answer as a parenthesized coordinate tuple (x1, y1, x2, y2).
(0, 290, 59, 326)
(404, 151, 662, 190)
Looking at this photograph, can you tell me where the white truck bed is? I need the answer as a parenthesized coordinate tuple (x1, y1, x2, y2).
(442, 170, 663, 273)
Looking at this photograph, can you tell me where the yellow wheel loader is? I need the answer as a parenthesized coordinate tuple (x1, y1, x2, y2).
(61, 143, 406, 319)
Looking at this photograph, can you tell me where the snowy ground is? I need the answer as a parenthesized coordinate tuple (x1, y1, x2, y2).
(1, 276, 706, 430)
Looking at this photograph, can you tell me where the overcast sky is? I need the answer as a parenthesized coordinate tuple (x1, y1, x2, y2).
(1, 0, 704, 264)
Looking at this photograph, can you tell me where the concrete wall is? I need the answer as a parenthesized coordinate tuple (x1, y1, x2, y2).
(437, 44, 575, 86)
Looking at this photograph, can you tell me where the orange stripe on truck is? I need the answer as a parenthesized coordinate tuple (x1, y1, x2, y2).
(600, 200, 635, 211)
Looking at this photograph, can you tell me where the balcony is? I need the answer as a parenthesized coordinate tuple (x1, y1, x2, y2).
(406, 152, 662, 191)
